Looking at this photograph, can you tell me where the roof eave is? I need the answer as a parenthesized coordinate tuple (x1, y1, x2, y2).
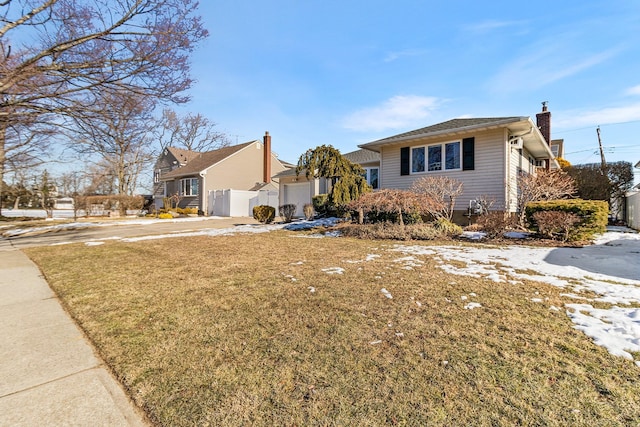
(359, 117, 529, 151)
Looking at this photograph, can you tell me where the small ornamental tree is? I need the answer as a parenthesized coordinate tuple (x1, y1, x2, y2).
(296, 145, 371, 210)
(516, 169, 576, 226)
(411, 176, 463, 220)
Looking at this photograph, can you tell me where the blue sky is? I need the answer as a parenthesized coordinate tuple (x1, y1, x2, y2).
(177, 1, 640, 180)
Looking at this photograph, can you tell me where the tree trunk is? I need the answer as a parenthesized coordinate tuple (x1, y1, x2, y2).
(0, 120, 5, 217)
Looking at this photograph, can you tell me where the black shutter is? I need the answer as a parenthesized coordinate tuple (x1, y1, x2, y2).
(400, 147, 410, 175)
(462, 137, 475, 171)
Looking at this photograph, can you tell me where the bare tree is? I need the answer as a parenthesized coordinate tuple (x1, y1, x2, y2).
(0, 0, 208, 213)
(32, 169, 56, 218)
(69, 91, 156, 196)
(516, 169, 576, 226)
(84, 161, 117, 196)
(0, 110, 54, 214)
(411, 176, 463, 221)
(58, 171, 88, 220)
(157, 109, 230, 152)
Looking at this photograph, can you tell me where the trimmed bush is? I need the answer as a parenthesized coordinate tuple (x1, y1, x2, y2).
(253, 205, 275, 224)
(279, 204, 297, 223)
(158, 213, 173, 219)
(312, 194, 329, 215)
(176, 207, 198, 215)
(338, 222, 446, 241)
(525, 199, 608, 242)
(433, 218, 463, 236)
(303, 203, 315, 221)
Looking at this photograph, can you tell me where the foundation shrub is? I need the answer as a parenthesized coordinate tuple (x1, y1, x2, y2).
(365, 210, 423, 225)
(526, 199, 608, 242)
(433, 218, 463, 236)
(475, 211, 513, 239)
(253, 205, 275, 224)
(312, 194, 330, 215)
(408, 223, 446, 240)
(339, 222, 445, 241)
(339, 223, 409, 240)
(303, 203, 315, 221)
(279, 204, 297, 223)
(176, 207, 198, 215)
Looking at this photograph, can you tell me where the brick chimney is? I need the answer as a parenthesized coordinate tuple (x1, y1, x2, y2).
(263, 131, 271, 184)
(536, 101, 551, 145)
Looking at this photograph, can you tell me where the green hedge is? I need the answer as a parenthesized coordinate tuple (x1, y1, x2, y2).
(525, 199, 608, 241)
(253, 205, 275, 224)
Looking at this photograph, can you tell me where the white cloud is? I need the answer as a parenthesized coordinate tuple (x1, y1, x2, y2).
(383, 49, 427, 63)
(487, 43, 622, 94)
(463, 20, 528, 34)
(342, 95, 441, 132)
(625, 85, 640, 96)
(554, 102, 640, 129)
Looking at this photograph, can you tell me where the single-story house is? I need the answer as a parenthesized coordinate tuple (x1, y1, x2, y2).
(153, 132, 290, 215)
(274, 149, 380, 217)
(357, 104, 559, 221)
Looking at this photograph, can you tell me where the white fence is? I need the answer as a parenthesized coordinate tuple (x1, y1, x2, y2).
(209, 189, 279, 217)
(627, 191, 640, 230)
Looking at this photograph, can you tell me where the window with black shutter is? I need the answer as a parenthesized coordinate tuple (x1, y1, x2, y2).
(400, 147, 410, 175)
(462, 137, 475, 171)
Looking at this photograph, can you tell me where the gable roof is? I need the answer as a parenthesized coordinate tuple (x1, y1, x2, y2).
(360, 117, 527, 150)
(161, 141, 256, 179)
(166, 146, 200, 165)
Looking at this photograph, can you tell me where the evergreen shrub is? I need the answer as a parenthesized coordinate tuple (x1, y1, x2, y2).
(525, 199, 608, 242)
(253, 205, 275, 224)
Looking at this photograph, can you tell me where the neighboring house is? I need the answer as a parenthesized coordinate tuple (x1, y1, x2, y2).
(357, 104, 559, 222)
(153, 132, 289, 215)
(549, 138, 564, 160)
(626, 160, 640, 230)
(274, 149, 380, 217)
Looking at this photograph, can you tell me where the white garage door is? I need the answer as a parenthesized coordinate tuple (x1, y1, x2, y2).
(284, 183, 311, 217)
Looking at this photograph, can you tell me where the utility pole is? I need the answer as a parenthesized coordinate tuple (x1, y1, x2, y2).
(596, 126, 607, 173)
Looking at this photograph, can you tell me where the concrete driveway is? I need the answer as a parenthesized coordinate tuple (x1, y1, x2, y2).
(1, 216, 262, 250)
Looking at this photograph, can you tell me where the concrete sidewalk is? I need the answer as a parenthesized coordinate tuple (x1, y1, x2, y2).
(0, 249, 149, 426)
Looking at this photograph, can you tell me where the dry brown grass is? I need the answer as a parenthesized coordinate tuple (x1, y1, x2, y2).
(26, 231, 640, 426)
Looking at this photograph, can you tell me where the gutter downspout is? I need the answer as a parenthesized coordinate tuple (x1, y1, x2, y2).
(199, 171, 207, 215)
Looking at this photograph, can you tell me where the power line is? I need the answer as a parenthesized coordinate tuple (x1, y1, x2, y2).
(554, 119, 640, 135)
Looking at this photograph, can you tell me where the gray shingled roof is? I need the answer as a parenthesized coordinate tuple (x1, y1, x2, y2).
(343, 149, 380, 164)
(360, 117, 527, 148)
(161, 141, 256, 179)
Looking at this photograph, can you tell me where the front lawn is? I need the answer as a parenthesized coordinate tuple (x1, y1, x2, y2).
(26, 231, 640, 426)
